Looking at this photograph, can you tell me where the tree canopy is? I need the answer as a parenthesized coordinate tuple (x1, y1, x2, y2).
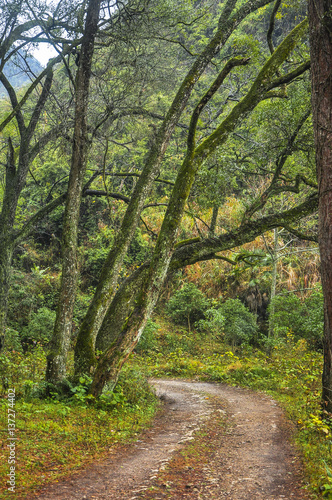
(0, 0, 322, 397)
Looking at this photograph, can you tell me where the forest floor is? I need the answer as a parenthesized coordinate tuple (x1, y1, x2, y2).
(28, 379, 315, 500)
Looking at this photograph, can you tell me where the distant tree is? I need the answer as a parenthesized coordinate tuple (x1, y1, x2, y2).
(217, 298, 258, 349)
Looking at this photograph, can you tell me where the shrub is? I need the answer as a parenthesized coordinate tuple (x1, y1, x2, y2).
(303, 286, 324, 349)
(217, 298, 258, 348)
(268, 294, 303, 339)
(4, 327, 23, 353)
(20, 307, 56, 348)
(166, 283, 209, 331)
(268, 287, 324, 349)
(102, 366, 157, 409)
(196, 308, 225, 338)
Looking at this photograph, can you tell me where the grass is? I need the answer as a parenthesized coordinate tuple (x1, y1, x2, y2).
(0, 352, 159, 499)
(0, 316, 330, 499)
(132, 316, 330, 499)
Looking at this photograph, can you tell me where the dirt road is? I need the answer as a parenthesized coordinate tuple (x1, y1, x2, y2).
(29, 379, 313, 500)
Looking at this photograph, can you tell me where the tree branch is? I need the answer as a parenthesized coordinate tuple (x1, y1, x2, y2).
(267, 0, 282, 54)
(268, 59, 311, 90)
(0, 45, 78, 133)
(187, 56, 250, 153)
(26, 68, 54, 143)
(193, 19, 309, 164)
(0, 73, 26, 135)
(282, 224, 318, 242)
(170, 193, 318, 269)
(242, 109, 312, 221)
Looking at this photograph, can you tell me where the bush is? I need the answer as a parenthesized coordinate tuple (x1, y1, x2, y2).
(303, 287, 324, 349)
(217, 298, 258, 348)
(166, 283, 209, 330)
(4, 327, 23, 353)
(103, 366, 157, 409)
(196, 308, 225, 338)
(0, 346, 46, 396)
(269, 287, 324, 349)
(20, 307, 56, 348)
(268, 294, 303, 339)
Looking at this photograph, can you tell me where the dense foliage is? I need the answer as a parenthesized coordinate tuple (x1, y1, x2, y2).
(0, 0, 330, 496)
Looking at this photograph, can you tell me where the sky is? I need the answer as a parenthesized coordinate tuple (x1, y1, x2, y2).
(31, 43, 58, 67)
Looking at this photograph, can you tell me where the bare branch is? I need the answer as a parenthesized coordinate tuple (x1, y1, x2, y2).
(267, 0, 282, 54)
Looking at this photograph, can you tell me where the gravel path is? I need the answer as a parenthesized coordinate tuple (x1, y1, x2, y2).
(28, 379, 312, 500)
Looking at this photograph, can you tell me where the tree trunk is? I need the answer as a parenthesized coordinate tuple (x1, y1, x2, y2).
(46, 0, 101, 383)
(308, 0, 332, 413)
(74, 0, 277, 377)
(89, 21, 311, 395)
(209, 205, 219, 237)
(0, 240, 13, 349)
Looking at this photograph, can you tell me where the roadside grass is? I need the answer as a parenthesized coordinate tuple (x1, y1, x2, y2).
(0, 315, 330, 499)
(0, 350, 159, 499)
(132, 316, 329, 499)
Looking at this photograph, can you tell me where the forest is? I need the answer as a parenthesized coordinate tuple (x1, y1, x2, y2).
(0, 0, 332, 498)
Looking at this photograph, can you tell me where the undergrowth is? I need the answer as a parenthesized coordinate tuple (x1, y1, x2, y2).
(0, 315, 330, 499)
(0, 351, 159, 499)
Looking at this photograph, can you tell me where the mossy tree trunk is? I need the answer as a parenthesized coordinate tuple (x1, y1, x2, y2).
(74, 0, 279, 378)
(308, 0, 332, 413)
(89, 21, 310, 396)
(46, 0, 101, 383)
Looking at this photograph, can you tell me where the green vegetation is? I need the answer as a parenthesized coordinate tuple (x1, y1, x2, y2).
(166, 283, 209, 331)
(0, 0, 330, 498)
(0, 352, 159, 499)
(269, 287, 324, 348)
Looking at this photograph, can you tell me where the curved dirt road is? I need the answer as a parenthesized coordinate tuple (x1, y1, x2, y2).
(30, 380, 312, 500)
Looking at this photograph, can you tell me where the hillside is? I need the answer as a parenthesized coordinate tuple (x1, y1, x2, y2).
(0, 53, 43, 97)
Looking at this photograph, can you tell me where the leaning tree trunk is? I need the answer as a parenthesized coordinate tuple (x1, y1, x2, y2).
(308, 0, 332, 413)
(46, 0, 101, 383)
(89, 24, 310, 395)
(73, 0, 278, 378)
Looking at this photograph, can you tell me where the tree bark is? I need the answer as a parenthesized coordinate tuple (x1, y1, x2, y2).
(46, 0, 101, 383)
(209, 205, 219, 237)
(308, 0, 332, 412)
